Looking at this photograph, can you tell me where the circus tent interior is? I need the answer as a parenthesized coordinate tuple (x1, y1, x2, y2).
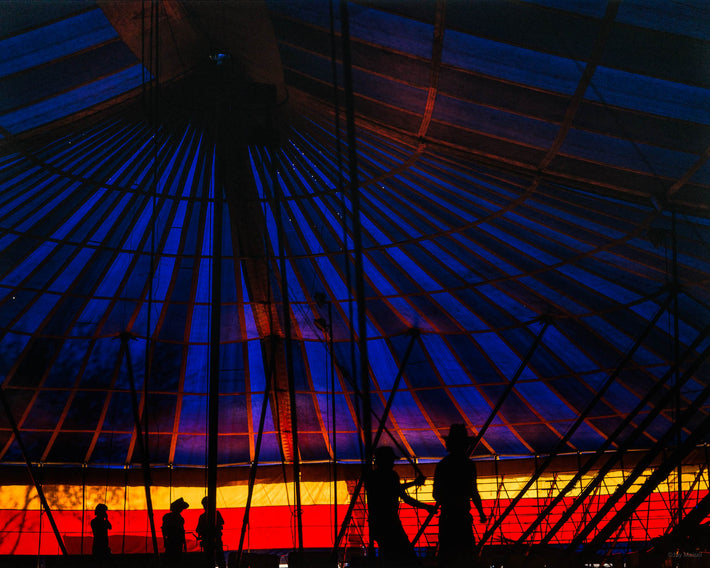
(1, 0, 710, 566)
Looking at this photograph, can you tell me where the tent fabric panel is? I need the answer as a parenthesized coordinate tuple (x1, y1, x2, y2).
(0, 41, 138, 115)
(616, 0, 710, 41)
(583, 67, 710, 125)
(0, 65, 146, 135)
(0, 1, 97, 38)
(442, 29, 583, 96)
(560, 128, 702, 178)
(0, 8, 117, 78)
(431, 95, 560, 149)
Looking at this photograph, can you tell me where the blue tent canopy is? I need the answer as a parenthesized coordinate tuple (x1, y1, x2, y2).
(0, 0, 709, 474)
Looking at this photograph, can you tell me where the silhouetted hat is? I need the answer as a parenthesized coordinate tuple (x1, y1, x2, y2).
(444, 423, 472, 445)
(374, 445, 397, 461)
(170, 497, 189, 512)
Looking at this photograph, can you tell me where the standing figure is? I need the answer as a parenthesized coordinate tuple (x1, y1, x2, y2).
(433, 424, 487, 567)
(91, 503, 112, 560)
(365, 446, 436, 567)
(196, 496, 226, 568)
(162, 497, 189, 565)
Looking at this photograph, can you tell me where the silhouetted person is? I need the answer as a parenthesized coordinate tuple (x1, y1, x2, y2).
(365, 446, 436, 567)
(433, 424, 487, 567)
(162, 497, 189, 565)
(196, 496, 226, 568)
(91, 503, 112, 561)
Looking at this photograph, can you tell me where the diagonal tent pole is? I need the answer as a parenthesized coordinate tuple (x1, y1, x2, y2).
(561, 339, 710, 550)
(528, 323, 710, 546)
(373, 329, 420, 450)
(568, 347, 710, 552)
(0, 386, 68, 556)
(236, 337, 278, 567)
(667, 485, 710, 544)
(118, 332, 159, 556)
(340, 359, 427, 473)
(331, 330, 420, 556)
(584, 410, 710, 553)
(412, 317, 552, 546)
(477, 293, 673, 551)
(334, 345, 425, 468)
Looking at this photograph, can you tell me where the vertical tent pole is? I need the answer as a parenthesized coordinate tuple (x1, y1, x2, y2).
(339, 0, 372, 560)
(412, 317, 551, 546)
(119, 332, 159, 556)
(81, 463, 86, 555)
(329, 301, 338, 546)
(477, 293, 673, 550)
(206, 153, 224, 567)
(0, 387, 68, 556)
(669, 472, 710, 542)
(339, 0, 370, 475)
(270, 149, 305, 561)
(531, 323, 710, 546)
(671, 211, 682, 528)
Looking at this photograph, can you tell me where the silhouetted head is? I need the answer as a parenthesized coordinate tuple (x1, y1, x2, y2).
(94, 503, 108, 516)
(374, 445, 396, 469)
(170, 497, 189, 513)
(444, 423, 472, 454)
(201, 496, 209, 509)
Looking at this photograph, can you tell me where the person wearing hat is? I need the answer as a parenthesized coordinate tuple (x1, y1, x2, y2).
(91, 503, 112, 560)
(162, 497, 189, 564)
(196, 496, 226, 568)
(433, 424, 487, 567)
(365, 445, 436, 566)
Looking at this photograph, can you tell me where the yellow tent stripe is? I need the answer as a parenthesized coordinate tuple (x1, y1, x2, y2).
(1, 466, 705, 511)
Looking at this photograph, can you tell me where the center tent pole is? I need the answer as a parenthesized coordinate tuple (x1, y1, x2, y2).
(337, 0, 373, 560)
(206, 167, 224, 568)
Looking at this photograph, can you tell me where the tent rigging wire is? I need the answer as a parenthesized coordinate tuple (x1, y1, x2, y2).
(336, 0, 377, 552)
(327, 0, 368, 554)
(328, 0, 364, 471)
(132, 0, 161, 555)
(671, 211, 683, 529)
